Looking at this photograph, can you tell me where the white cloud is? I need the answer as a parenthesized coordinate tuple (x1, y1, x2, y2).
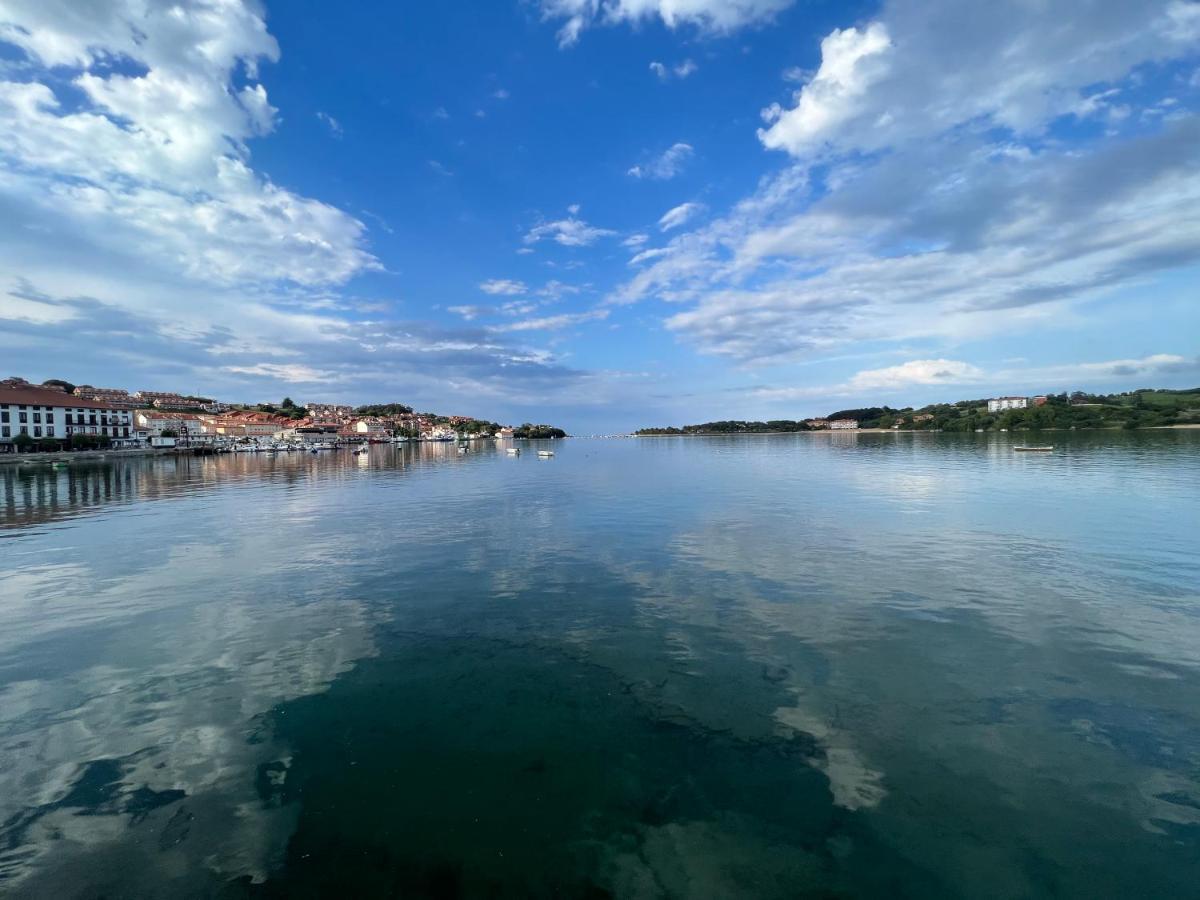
(537, 279, 583, 300)
(447, 305, 487, 321)
(742, 353, 1197, 404)
(658, 201, 705, 231)
(525, 211, 617, 247)
(223, 362, 336, 383)
(540, 0, 794, 47)
(758, 23, 892, 156)
(0, 1, 377, 289)
(675, 59, 698, 78)
(623, 233, 650, 247)
(758, 0, 1200, 159)
(1002, 353, 1197, 385)
(650, 59, 698, 81)
(493, 88, 511, 100)
(630, 247, 672, 265)
(428, 159, 453, 176)
(0, 2, 617, 416)
(612, 0, 1200, 367)
(316, 111, 343, 138)
(480, 278, 529, 295)
(847, 359, 985, 391)
(628, 142, 694, 180)
(490, 308, 610, 332)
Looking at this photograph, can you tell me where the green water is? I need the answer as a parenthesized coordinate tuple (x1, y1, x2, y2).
(1, 432, 1198, 897)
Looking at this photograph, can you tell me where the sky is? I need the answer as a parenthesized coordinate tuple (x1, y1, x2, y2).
(0, 0, 1198, 432)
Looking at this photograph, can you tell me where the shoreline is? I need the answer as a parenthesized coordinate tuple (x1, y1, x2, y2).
(633, 424, 1200, 437)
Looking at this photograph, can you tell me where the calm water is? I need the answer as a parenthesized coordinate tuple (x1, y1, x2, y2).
(1, 433, 1199, 898)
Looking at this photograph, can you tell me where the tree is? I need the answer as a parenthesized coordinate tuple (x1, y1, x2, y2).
(13, 432, 34, 451)
(42, 378, 76, 394)
(160, 428, 178, 438)
(281, 397, 296, 409)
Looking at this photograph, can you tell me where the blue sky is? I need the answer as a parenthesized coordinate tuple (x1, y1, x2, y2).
(0, 0, 1198, 431)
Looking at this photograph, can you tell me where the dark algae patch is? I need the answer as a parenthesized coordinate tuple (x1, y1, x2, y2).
(241, 631, 940, 898)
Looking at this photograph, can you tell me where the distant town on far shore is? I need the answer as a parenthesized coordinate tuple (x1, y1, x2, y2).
(0, 376, 565, 454)
(636, 388, 1200, 435)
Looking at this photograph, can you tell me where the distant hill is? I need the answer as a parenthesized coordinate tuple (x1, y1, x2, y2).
(635, 388, 1200, 434)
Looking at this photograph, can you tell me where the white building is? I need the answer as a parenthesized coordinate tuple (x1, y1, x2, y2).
(354, 417, 389, 435)
(1, 381, 134, 450)
(829, 419, 859, 430)
(987, 396, 1028, 413)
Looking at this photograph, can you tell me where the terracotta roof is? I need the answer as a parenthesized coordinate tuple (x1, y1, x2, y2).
(0, 385, 113, 409)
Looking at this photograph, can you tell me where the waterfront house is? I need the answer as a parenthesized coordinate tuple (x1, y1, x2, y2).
(0, 380, 133, 451)
(829, 419, 859, 430)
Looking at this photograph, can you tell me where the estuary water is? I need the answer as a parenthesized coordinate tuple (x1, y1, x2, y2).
(1, 432, 1198, 898)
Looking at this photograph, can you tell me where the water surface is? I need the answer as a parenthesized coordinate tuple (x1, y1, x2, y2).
(1, 433, 1198, 897)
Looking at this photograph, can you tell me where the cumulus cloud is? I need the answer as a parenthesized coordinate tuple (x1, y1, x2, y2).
(628, 142, 694, 180)
(658, 201, 706, 231)
(848, 359, 985, 391)
(480, 279, 529, 295)
(759, 22, 892, 156)
(0, 0, 377, 289)
(540, 0, 794, 47)
(0, 3, 622, 416)
(613, 0, 1200, 367)
(758, 0, 1200, 159)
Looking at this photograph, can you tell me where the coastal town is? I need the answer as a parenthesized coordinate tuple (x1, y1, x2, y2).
(0, 376, 565, 455)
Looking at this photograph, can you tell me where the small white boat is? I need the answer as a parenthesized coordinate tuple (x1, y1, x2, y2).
(1014, 445, 1053, 452)
(506, 448, 520, 456)
(537, 450, 555, 458)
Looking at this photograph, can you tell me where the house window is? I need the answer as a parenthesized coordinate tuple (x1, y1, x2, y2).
(0, 411, 7, 423)
(47, 427, 55, 437)
(1, 426, 8, 437)
(33, 426, 42, 437)
(33, 413, 41, 424)
(18, 412, 27, 423)
(46, 413, 54, 424)
(19, 426, 27, 435)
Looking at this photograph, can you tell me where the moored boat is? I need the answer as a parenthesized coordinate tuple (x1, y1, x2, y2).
(1014, 445, 1053, 452)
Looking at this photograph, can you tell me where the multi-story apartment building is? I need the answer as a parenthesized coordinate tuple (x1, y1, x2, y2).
(829, 419, 859, 430)
(987, 396, 1028, 413)
(1, 381, 133, 450)
(354, 417, 389, 435)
